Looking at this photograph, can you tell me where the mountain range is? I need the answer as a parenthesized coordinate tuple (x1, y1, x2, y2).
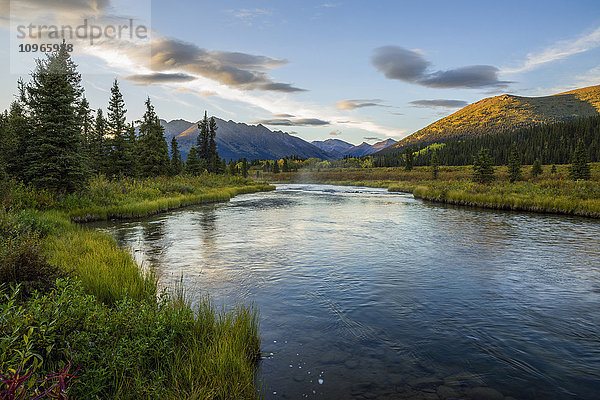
(311, 138, 397, 158)
(383, 84, 600, 153)
(160, 119, 397, 161)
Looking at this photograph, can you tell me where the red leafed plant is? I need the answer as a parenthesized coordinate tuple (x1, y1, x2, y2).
(0, 362, 79, 400)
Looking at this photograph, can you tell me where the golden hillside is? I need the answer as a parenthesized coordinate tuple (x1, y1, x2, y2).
(387, 85, 600, 150)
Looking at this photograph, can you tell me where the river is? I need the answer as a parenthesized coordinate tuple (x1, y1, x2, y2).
(95, 184, 600, 399)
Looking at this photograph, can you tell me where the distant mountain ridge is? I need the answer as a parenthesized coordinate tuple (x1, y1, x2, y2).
(312, 138, 397, 158)
(382, 84, 600, 153)
(160, 118, 332, 161)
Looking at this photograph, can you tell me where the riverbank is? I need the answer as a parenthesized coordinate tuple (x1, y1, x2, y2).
(1, 174, 271, 399)
(258, 164, 600, 218)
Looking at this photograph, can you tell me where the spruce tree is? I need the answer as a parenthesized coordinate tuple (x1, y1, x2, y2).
(228, 160, 237, 175)
(78, 97, 94, 174)
(3, 101, 30, 177)
(170, 137, 184, 175)
(22, 43, 87, 193)
(508, 144, 522, 183)
(241, 158, 248, 178)
(186, 146, 201, 175)
(125, 122, 138, 178)
(92, 108, 108, 174)
(197, 112, 209, 166)
(473, 148, 494, 184)
(273, 160, 280, 174)
(531, 158, 542, 178)
(208, 116, 219, 173)
(404, 148, 414, 171)
(106, 80, 135, 177)
(569, 139, 591, 180)
(221, 158, 227, 174)
(137, 97, 170, 177)
(430, 150, 439, 179)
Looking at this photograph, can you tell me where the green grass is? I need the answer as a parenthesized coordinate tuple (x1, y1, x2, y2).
(1, 174, 270, 399)
(265, 163, 600, 218)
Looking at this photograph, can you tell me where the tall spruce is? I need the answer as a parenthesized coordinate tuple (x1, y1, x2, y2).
(208, 116, 219, 173)
(137, 97, 170, 177)
(92, 108, 108, 174)
(197, 112, 209, 165)
(21, 43, 87, 193)
(508, 144, 522, 183)
(430, 150, 439, 179)
(241, 158, 248, 178)
(170, 137, 184, 175)
(106, 80, 136, 177)
(125, 122, 138, 177)
(569, 139, 591, 180)
(473, 148, 494, 184)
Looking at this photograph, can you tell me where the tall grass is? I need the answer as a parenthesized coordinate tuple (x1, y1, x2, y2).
(1, 174, 267, 398)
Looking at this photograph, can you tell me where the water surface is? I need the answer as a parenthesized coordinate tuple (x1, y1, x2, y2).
(96, 184, 600, 399)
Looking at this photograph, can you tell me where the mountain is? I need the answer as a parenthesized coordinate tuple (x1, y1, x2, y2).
(160, 118, 332, 161)
(344, 138, 397, 157)
(311, 139, 354, 158)
(383, 84, 600, 153)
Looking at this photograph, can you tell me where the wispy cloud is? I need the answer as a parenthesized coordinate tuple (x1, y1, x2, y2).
(410, 99, 468, 108)
(363, 137, 381, 141)
(372, 46, 510, 89)
(335, 99, 386, 110)
(253, 118, 330, 126)
(225, 8, 272, 26)
(329, 130, 341, 136)
(502, 26, 600, 74)
(126, 72, 196, 85)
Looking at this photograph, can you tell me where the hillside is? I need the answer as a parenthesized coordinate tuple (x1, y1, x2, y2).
(313, 138, 397, 158)
(311, 139, 354, 158)
(160, 118, 332, 161)
(383, 85, 600, 152)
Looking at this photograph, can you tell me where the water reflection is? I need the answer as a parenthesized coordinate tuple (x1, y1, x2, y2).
(96, 184, 600, 400)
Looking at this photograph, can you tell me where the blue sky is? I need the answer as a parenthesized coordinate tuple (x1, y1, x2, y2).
(1, 0, 599, 145)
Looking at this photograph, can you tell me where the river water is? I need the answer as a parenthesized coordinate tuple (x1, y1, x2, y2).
(96, 184, 600, 399)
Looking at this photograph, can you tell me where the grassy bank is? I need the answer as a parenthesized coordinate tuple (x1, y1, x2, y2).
(1, 174, 271, 399)
(259, 164, 600, 218)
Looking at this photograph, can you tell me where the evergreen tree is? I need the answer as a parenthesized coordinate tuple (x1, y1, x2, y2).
(186, 146, 201, 175)
(569, 139, 591, 180)
(404, 148, 414, 171)
(197, 112, 209, 165)
(273, 160, 280, 174)
(551, 164, 557, 174)
(430, 150, 439, 179)
(21, 43, 87, 193)
(137, 97, 170, 177)
(241, 158, 248, 178)
(221, 158, 227, 174)
(3, 101, 30, 177)
(125, 122, 138, 178)
(531, 158, 542, 178)
(78, 97, 94, 169)
(170, 137, 184, 175)
(508, 144, 522, 183)
(208, 116, 219, 173)
(92, 108, 108, 174)
(473, 148, 494, 184)
(228, 160, 237, 175)
(106, 80, 134, 176)
(282, 158, 289, 173)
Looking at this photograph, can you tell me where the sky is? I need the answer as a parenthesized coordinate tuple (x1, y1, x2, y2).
(0, 0, 599, 145)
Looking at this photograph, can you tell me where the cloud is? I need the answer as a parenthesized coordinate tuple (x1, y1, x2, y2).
(363, 137, 381, 141)
(320, 3, 342, 8)
(329, 130, 341, 136)
(410, 99, 469, 108)
(272, 113, 295, 117)
(225, 8, 271, 26)
(372, 46, 510, 89)
(335, 99, 385, 110)
(502, 26, 600, 74)
(253, 118, 329, 126)
(147, 37, 306, 92)
(125, 72, 196, 85)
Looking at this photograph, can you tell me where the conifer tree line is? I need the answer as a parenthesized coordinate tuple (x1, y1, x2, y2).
(0, 43, 228, 194)
(373, 115, 600, 168)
